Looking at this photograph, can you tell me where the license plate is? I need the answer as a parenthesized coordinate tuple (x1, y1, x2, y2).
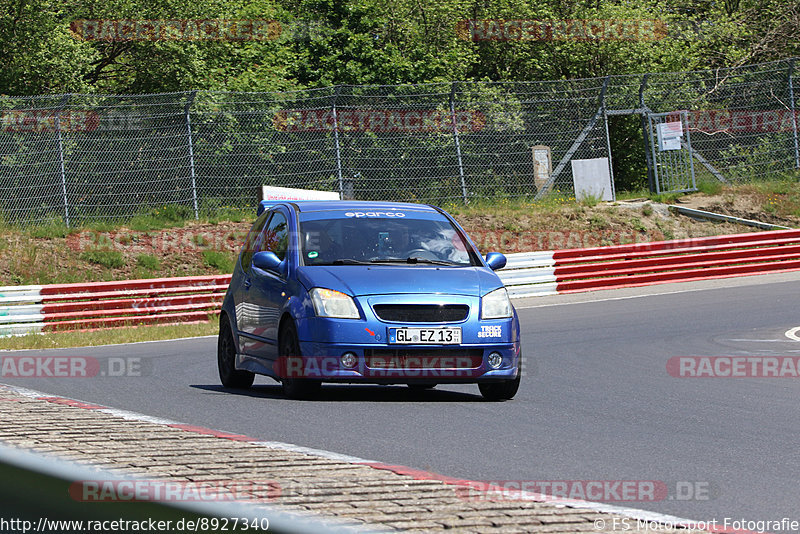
(389, 327, 461, 345)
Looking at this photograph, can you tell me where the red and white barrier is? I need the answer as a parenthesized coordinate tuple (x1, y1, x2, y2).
(0, 275, 229, 336)
(2, 229, 799, 335)
(500, 229, 800, 298)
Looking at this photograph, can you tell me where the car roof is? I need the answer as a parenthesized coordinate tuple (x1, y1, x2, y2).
(258, 199, 440, 214)
(257, 199, 443, 217)
(292, 200, 437, 213)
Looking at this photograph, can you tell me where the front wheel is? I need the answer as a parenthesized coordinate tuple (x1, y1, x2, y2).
(218, 317, 254, 389)
(478, 375, 520, 401)
(279, 321, 321, 400)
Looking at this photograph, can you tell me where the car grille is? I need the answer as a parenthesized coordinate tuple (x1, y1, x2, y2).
(372, 304, 469, 323)
(365, 348, 483, 369)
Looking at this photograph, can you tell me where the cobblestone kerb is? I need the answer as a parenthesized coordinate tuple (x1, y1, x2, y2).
(0, 384, 702, 533)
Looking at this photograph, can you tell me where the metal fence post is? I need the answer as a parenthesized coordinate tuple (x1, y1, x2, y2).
(55, 94, 71, 227)
(788, 60, 800, 171)
(601, 76, 616, 200)
(184, 91, 199, 219)
(450, 82, 468, 204)
(331, 86, 344, 198)
(639, 74, 656, 192)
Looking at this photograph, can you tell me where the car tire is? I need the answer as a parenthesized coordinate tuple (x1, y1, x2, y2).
(407, 383, 437, 390)
(218, 317, 255, 389)
(280, 321, 321, 400)
(478, 375, 520, 401)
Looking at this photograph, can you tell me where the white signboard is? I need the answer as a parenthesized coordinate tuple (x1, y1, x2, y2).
(261, 185, 340, 201)
(531, 145, 552, 193)
(657, 121, 683, 151)
(571, 158, 613, 202)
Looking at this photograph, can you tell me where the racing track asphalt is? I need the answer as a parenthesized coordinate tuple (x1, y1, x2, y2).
(2, 271, 800, 529)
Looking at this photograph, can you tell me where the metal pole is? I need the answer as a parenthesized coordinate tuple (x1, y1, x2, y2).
(331, 86, 344, 198)
(684, 110, 697, 191)
(450, 82, 468, 204)
(649, 114, 661, 194)
(639, 74, 656, 192)
(185, 91, 199, 219)
(788, 60, 800, 170)
(55, 94, 71, 227)
(601, 76, 616, 200)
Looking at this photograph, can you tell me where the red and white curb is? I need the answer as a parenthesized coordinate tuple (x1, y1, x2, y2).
(3, 383, 710, 530)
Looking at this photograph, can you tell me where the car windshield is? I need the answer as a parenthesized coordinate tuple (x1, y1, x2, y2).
(298, 212, 476, 266)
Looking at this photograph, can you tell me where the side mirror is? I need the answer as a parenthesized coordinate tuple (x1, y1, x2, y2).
(252, 251, 283, 272)
(485, 252, 507, 271)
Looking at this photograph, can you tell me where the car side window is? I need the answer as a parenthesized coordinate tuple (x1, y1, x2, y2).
(260, 212, 289, 260)
(240, 211, 270, 271)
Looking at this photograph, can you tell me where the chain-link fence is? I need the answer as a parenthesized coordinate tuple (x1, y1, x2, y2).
(1, 58, 799, 225)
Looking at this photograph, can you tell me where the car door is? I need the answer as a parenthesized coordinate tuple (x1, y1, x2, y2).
(234, 210, 269, 354)
(239, 209, 290, 361)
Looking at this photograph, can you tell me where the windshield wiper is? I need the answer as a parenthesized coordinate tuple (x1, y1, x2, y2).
(331, 259, 373, 265)
(369, 257, 460, 266)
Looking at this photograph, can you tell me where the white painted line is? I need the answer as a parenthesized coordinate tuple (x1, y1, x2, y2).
(720, 342, 800, 343)
(515, 287, 713, 309)
(252, 441, 374, 464)
(785, 326, 800, 341)
(1, 382, 708, 531)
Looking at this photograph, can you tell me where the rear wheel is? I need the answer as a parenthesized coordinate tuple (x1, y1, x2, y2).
(217, 317, 255, 389)
(280, 321, 321, 399)
(478, 375, 520, 401)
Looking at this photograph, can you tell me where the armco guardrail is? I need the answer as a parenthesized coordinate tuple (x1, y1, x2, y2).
(0, 275, 229, 336)
(500, 228, 800, 297)
(0, 443, 361, 533)
(3, 228, 800, 336)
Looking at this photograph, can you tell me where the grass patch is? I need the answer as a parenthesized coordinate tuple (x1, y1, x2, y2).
(588, 213, 608, 229)
(696, 179, 724, 196)
(26, 219, 70, 239)
(136, 253, 160, 270)
(577, 192, 603, 207)
(202, 250, 235, 273)
(629, 217, 648, 232)
(650, 192, 682, 204)
(0, 321, 218, 350)
(79, 250, 126, 268)
(128, 206, 191, 231)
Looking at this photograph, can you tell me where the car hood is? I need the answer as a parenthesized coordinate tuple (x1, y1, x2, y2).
(296, 265, 501, 297)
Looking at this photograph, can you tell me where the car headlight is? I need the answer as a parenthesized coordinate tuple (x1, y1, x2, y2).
(309, 288, 360, 319)
(481, 287, 512, 319)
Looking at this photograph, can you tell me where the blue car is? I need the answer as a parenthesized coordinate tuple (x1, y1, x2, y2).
(217, 200, 521, 400)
